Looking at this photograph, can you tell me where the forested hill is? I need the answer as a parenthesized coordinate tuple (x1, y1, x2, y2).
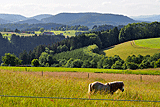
(1, 22, 160, 69)
(41, 13, 136, 28)
(16, 22, 160, 64)
(0, 33, 65, 58)
(0, 13, 136, 28)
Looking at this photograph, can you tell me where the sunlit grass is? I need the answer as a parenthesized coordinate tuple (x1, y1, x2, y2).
(0, 66, 160, 75)
(35, 30, 87, 38)
(135, 37, 160, 49)
(0, 70, 159, 106)
(103, 41, 160, 60)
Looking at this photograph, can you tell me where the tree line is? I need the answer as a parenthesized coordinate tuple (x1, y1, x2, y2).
(2, 45, 160, 70)
(55, 25, 89, 31)
(14, 22, 160, 64)
(0, 33, 65, 58)
(92, 24, 124, 32)
(0, 23, 89, 32)
(0, 23, 63, 31)
(1, 22, 160, 70)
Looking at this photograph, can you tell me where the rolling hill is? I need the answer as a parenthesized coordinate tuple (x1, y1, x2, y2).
(30, 14, 53, 20)
(0, 18, 10, 24)
(0, 13, 136, 28)
(41, 13, 136, 28)
(103, 38, 160, 60)
(0, 14, 27, 22)
(16, 19, 42, 24)
(131, 15, 160, 22)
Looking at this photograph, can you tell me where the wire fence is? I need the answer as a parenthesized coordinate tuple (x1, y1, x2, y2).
(0, 95, 160, 103)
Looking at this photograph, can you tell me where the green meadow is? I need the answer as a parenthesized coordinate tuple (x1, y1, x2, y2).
(0, 66, 160, 75)
(103, 40, 160, 60)
(0, 69, 159, 107)
(35, 30, 87, 37)
(135, 37, 160, 49)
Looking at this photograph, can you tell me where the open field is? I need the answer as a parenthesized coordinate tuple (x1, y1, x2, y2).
(135, 38, 160, 49)
(0, 69, 159, 107)
(0, 66, 160, 75)
(103, 41, 160, 60)
(35, 30, 87, 37)
(1, 32, 35, 41)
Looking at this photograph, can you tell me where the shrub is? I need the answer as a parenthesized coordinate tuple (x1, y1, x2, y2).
(111, 60, 123, 69)
(81, 60, 91, 68)
(65, 58, 74, 68)
(2, 53, 22, 66)
(126, 62, 138, 70)
(154, 59, 160, 68)
(70, 59, 83, 68)
(31, 59, 40, 67)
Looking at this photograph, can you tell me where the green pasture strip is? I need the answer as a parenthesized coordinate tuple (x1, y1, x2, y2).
(135, 37, 160, 49)
(1, 32, 34, 37)
(0, 66, 160, 75)
(35, 30, 86, 37)
(103, 41, 160, 60)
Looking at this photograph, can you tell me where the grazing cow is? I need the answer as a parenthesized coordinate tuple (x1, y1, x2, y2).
(88, 81, 124, 94)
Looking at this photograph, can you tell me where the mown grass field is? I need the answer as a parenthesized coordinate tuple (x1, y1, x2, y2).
(0, 69, 159, 107)
(0, 66, 160, 75)
(135, 37, 160, 49)
(103, 40, 160, 60)
(1, 32, 35, 41)
(35, 30, 87, 37)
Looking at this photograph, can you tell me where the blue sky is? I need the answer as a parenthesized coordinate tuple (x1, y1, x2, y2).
(0, 0, 160, 17)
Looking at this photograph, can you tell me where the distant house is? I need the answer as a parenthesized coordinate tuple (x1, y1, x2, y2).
(43, 32, 55, 36)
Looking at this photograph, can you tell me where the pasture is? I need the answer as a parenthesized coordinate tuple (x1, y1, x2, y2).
(0, 66, 160, 75)
(35, 30, 87, 37)
(103, 40, 160, 60)
(0, 69, 160, 107)
(135, 37, 160, 49)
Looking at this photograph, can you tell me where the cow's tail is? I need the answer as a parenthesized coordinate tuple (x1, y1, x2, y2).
(88, 83, 92, 94)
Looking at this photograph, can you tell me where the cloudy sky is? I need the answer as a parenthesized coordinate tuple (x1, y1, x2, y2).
(0, 0, 160, 17)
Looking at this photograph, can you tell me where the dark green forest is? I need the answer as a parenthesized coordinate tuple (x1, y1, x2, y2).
(1, 22, 160, 69)
(0, 23, 89, 31)
(0, 33, 65, 59)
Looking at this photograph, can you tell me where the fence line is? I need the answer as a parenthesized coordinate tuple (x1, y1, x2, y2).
(0, 95, 160, 103)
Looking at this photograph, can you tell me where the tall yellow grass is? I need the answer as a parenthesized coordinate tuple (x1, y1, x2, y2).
(0, 70, 159, 107)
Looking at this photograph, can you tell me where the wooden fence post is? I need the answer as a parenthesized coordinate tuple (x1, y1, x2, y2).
(42, 71, 43, 76)
(88, 73, 89, 78)
(140, 76, 142, 82)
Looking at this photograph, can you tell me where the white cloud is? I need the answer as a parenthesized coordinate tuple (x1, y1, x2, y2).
(102, 2, 112, 5)
(0, 0, 160, 17)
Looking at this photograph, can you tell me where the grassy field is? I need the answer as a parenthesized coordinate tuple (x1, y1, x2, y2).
(1, 30, 86, 40)
(0, 69, 159, 107)
(35, 30, 87, 37)
(135, 38, 160, 49)
(103, 41, 160, 60)
(0, 66, 160, 75)
(1, 32, 35, 41)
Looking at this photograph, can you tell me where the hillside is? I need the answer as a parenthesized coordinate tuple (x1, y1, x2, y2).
(0, 18, 10, 24)
(42, 13, 136, 28)
(131, 15, 160, 22)
(16, 19, 42, 24)
(0, 13, 136, 28)
(30, 14, 53, 20)
(0, 14, 27, 22)
(103, 39, 160, 60)
(135, 38, 160, 49)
